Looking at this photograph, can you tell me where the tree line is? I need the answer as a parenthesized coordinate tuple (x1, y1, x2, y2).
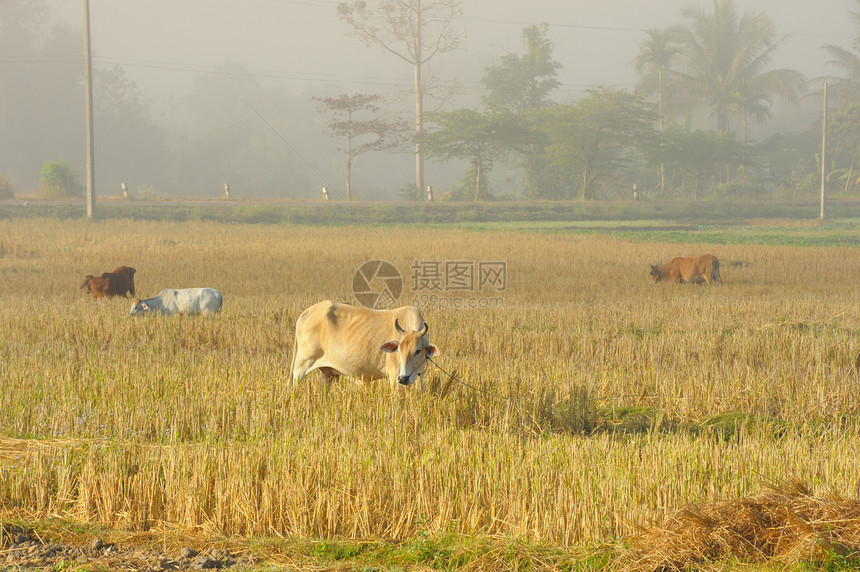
(335, 0, 860, 201)
(4, 0, 860, 201)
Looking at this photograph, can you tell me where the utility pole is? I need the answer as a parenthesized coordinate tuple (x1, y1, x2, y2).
(83, 0, 95, 219)
(414, 0, 424, 201)
(820, 82, 827, 220)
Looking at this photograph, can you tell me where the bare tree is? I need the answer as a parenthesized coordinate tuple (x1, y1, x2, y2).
(337, 0, 463, 200)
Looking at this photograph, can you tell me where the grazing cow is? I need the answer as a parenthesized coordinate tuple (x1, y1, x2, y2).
(129, 288, 223, 316)
(650, 254, 721, 285)
(290, 300, 440, 390)
(80, 265, 136, 298)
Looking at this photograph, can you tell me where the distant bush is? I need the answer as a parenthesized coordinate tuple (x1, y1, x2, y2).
(396, 182, 423, 202)
(0, 173, 14, 199)
(39, 159, 83, 198)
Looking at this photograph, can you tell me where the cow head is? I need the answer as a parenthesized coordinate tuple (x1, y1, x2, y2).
(129, 299, 149, 316)
(649, 263, 662, 282)
(379, 319, 440, 386)
(80, 275, 94, 292)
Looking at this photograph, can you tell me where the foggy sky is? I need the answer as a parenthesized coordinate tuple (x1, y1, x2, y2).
(52, 0, 856, 110)
(13, 0, 858, 198)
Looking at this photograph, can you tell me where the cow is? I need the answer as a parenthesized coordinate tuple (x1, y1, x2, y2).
(290, 300, 440, 390)
(80, 265, 136, 298)
(650, 254, 722, 285)
(129, 288, 223, 316)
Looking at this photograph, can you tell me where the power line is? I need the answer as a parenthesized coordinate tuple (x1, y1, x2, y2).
(91, 55, 627, 94)
(457, 14, 853, 39)
(0, 55, 81, 63)
(266, 0, 854, 39)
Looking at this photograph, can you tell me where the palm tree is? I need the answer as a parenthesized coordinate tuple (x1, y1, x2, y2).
(823, 1, 860, 100)
(821, 1, 860, 194)
(667, 0, 806, 140)
(635, 29, 680, 192)
(635, 29, 680, 137)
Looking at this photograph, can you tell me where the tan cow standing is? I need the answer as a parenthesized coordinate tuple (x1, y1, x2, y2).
(290, 300, 439, 390)
(650, 254, 721, 285)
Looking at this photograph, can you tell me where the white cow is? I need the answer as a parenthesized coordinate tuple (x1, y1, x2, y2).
(129, 288, 223, 316)
(290, 300, 440, 389)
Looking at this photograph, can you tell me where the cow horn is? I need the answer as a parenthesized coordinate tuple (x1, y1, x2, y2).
(418, 322, 428, 337)
(394, 319, 406, 334)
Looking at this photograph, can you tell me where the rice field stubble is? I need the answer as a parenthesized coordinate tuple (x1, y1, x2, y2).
(1, 218, 859, 552)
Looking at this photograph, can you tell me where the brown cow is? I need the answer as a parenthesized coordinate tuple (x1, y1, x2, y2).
(80, 266, 136, 298)
(650, 255, 721, 285)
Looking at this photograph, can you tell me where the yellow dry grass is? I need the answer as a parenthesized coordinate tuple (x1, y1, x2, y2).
(1, 218, 859, 554)
(625, 479, 860, 570)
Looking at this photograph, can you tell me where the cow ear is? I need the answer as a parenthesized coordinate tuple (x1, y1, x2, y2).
(379, 340, 399, 353)
(425, 344, 440, 358)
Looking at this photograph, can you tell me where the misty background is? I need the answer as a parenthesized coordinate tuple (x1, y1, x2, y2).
(0, 0, 855, 200)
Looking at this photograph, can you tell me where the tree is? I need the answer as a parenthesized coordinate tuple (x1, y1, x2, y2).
(482, 25, 561, 113)
(655, 124, 751, 199)
(530, 89, 655, 200)
(169, 64, 322, 197)
(420, 109, 534, 200)
(0, 1, 83, 192)
(337, 0, 463, 200)
(315, 93, 409, 200)
(94, 66, 168, 193)
(0, 1, 169, 195)
(822, 2, 860, 195)
(666, 0, 806, 139)
(823, 0, 860, 100)
(0, 172, 14, 199)
(634, 29, 680, 193)
(825, 101, 860, 194)
(39, 159, 82, 198)
(481, 24, 561, 201)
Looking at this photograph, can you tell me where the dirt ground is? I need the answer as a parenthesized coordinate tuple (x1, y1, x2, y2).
(1, 525, 261, 571)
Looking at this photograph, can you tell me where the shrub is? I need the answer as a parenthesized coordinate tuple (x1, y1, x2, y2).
(39, 159, 83, 198)
(0, 173, 14, 199)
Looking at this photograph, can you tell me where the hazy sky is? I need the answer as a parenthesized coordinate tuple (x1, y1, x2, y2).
(50, 0, 857, 109)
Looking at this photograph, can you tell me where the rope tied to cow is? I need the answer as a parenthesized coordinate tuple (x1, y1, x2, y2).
(425, 356, 508, 401)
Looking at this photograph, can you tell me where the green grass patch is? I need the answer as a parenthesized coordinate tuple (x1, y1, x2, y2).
(4, 198, 860, 227)
(4, 199, 860, 248)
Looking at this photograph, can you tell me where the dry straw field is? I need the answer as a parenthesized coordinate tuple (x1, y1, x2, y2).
(1, 217, 860, 565)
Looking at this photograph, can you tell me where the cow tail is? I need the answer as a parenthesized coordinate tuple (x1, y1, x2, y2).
(713, 258, 721, 284)
(217, 292, 224, 313)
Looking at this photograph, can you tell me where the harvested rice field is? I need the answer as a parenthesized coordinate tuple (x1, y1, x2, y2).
(1, 216, 859, 570)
